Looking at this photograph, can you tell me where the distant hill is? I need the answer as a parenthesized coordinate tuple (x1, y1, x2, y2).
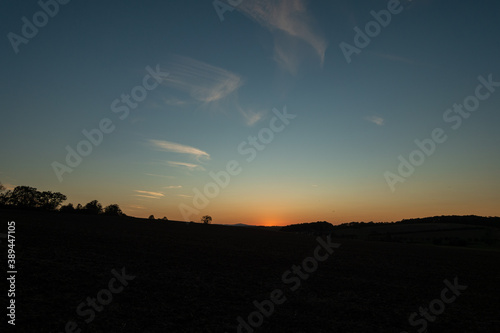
(280, 221, 335, 235)
(281, 216, 500, 248)
(399, 215, 500, 228)
(335, 215, 500, 229)
(330, 215, 500, 248)
(225, 223, 257, 227)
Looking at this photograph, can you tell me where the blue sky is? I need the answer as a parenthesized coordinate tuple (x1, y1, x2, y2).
(1, 0, 499, 225)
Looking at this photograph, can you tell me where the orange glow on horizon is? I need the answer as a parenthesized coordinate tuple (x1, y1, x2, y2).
(258, 219, 285, 227)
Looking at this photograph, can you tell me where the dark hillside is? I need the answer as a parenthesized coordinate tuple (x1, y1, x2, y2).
(2, 209, 500, 332)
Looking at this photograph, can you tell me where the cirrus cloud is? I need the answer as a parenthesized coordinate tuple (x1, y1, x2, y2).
(134, 190, 165, 199)
(365, 116, 385, 126)
(161, 55, 242, 104)
(167, 161, 205, 171)
(150, 140, 210, 160)
(237, 0, 327, 74)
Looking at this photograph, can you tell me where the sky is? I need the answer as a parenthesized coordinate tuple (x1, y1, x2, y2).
(1, 0, 499, 226)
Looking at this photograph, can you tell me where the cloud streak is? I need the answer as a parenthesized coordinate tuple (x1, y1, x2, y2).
(160, 54, 266, 127)
(167, 161, 205, 171)
(161, 55, 242, 104)
(127, 205, 146, 210)
(237, 0, 327, 74)
(365, 116, 385, 126)
(238, 107, 267, 126)
(144, 173, 175, 179)
(134, 190, 164, 198)
(135, 195, 161, 199)
(150, 140, 210, 160)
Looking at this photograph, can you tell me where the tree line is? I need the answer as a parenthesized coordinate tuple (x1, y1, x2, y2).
(280, 221, 334, 235)
(0, 182, 124, 216)
(333, 216, 500, 229)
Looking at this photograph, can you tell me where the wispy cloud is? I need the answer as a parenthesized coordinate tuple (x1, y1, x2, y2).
(127, 205, 146, 210)
(167, 161, 205, 171)
(160, 55, 267, 126)
(177, 194, 193, 198)
(136, 195, 160, 199)
(161, 55, 242, 104)
(134, 190, 164, 199)
(150, 140, 210, 160)
(164, 185, 182, 189)
(136, 195, 161, 199)
(163, 96, 189, 106)
(239, 107, 267, 126)
(145, 173, 175, 179)
(365, 116, 385, 126)
(237, 0, 327, 74)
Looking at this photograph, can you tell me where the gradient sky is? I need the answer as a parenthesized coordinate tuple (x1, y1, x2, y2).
(1, 0, 499, 225)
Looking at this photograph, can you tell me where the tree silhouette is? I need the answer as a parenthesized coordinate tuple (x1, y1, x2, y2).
(0, 190, 11, 206)
(0, 186, 66, 210)
(104, 204, 124, 216)
(37, 191, 67, 210)
(148, 215, 155, 220)
(84, 200, 103, 215)
(60, 203, 75, 213)
(201, 215, 212, 224)
(0, 183, 9, 207)
(10, 186, 38, 208)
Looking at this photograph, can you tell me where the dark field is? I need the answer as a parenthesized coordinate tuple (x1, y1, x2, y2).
(2, 209, 500, 332)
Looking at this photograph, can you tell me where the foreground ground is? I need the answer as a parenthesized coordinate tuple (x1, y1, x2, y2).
(2, 209, 500, 332)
